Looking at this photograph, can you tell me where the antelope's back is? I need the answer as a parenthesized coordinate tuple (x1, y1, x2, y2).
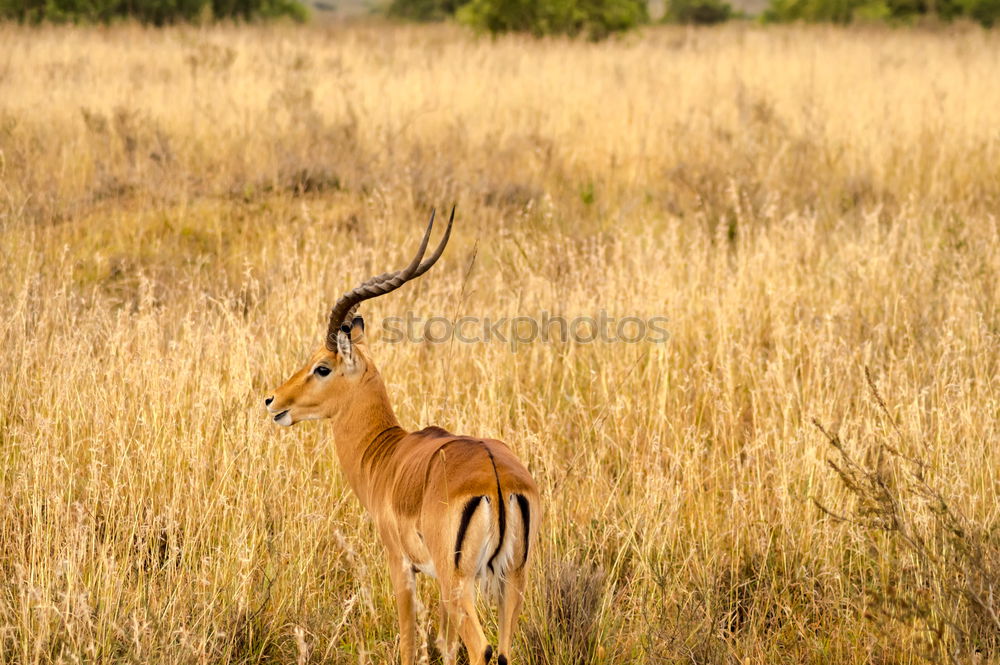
(388, 427, 538, 520)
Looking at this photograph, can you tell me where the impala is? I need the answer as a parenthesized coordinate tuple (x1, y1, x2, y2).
(264, 209, 539, 665)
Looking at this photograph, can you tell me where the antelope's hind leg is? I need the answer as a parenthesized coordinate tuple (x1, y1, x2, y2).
(438, 570, 492, 665)
(497, 492, 532, 664)
(497, 565, 528, 665)
(436, 591, 460, 665)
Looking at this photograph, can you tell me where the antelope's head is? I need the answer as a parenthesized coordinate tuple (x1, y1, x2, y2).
(264, 208, 454, 427)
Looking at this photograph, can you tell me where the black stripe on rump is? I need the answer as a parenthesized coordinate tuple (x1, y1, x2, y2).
(515, 493, 531, 569)
(486, 449, 507, 572)
(454, 495, 484, 568)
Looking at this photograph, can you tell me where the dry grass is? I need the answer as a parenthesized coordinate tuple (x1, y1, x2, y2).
(1, 20, 999, 665)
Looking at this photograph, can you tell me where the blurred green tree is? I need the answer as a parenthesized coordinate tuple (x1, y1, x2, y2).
(388, 0, 649, 38)
(388, 0, 463, 20)
(664, 0, 733, 23)
(456, 0, 648, 38)
(0, 0, 306, 24)
(762, 0, 996, 25)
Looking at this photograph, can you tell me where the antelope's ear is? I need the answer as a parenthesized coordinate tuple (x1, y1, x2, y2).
(349, 316, 366, 345)
(336, 329, 359, 373)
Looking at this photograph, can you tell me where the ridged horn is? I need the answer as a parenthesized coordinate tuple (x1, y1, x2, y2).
(325, 206, 455, 351)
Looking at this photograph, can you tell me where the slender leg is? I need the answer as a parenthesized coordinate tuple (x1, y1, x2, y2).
(497, 566, 528, 664)
(436, 592, 459, 665)
(387, 555, 417, 665)
(440, 575, 491, 664)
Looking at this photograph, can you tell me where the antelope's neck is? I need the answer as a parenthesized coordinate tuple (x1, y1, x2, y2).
(328, 372, 406, 508)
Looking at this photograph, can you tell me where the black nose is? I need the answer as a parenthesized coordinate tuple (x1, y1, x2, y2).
(265, 396, 273, 407)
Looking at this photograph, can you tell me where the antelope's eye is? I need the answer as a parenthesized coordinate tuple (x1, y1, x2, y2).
(313, 365, 332, 377)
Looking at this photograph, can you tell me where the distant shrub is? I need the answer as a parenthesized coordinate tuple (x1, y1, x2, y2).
(387, 0, 463, 21)
(851, 0, 892, 20)
(664, 0, 733, 23)
(959, 0, 1000, 24)
(0, 0, 307, 24)
(762, 0, 860, 23)
(762, 0, 998, 25)
(455, 0, 649, 39)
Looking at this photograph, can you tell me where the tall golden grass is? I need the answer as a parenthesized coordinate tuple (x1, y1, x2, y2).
(1, 20, 998, 664)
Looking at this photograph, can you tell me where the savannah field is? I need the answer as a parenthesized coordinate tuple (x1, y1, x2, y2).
(1, 20, 999, 665)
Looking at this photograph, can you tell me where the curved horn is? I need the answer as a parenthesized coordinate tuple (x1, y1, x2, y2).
(325, 207, 455, 351)
(411, 205, 455, 279)
(341, 205, 455, 323)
